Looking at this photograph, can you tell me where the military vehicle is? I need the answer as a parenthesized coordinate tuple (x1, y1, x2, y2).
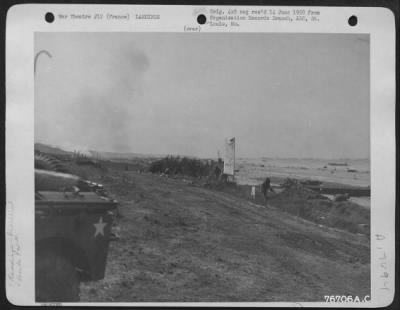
(35, 152, 118, 302)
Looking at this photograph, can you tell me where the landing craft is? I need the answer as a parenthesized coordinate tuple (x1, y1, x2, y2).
(328, 162, 348, 166)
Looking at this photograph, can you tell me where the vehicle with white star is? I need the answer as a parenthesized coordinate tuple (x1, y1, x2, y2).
(35, 154, 118, 302)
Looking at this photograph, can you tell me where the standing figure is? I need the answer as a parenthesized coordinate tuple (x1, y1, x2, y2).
(261, 177, 273, 200)
(214, 165, 222, 179)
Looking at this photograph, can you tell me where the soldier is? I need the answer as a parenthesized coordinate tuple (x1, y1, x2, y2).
(261, 177, 273, 200)
(214, 165, 222, 179)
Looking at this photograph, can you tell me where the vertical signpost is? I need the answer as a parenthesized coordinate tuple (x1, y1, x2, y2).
(223, 137, 236, 182)
(233, 138, 235, 182)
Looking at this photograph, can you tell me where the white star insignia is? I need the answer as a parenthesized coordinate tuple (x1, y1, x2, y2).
(93, 216, 107, 237)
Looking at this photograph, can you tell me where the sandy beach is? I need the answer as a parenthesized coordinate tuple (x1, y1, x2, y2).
(33, 143, 370, 301)
(60, 157, 371, 302)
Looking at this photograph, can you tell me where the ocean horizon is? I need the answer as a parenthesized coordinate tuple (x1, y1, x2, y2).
(235, 157, 370, 187)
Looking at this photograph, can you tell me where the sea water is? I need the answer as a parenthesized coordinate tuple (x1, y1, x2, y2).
(235, 158, 370, 187)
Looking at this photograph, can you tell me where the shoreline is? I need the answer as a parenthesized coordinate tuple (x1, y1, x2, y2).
(236, 174, 370, 196)
(201, 177, 370, 236)
(235, 174, 371, 209)
(236, 168, 370, 187)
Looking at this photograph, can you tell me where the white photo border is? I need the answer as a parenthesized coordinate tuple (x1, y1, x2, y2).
(5, 4, 396, 307)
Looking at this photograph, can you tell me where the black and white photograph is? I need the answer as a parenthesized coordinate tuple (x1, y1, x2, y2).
(5, 4, 396, 307)
(33, 31, 371, 302)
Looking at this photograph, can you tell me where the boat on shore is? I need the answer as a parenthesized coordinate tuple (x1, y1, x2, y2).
(328, 162, 348, 166)
(304, 183, 370, 197)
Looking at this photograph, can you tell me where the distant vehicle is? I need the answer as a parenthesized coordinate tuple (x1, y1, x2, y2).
(328, 162, 348, 166)
(35, 154, 118, 302)
(300, 179, 322, 186)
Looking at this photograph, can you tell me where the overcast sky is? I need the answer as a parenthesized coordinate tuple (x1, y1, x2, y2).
(35, 32, 369, 159)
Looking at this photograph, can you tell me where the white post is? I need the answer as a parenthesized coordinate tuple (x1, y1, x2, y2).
(233, 139, 235, 182)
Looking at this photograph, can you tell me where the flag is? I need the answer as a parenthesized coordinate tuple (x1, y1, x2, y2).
(223, 137, 235, 175)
